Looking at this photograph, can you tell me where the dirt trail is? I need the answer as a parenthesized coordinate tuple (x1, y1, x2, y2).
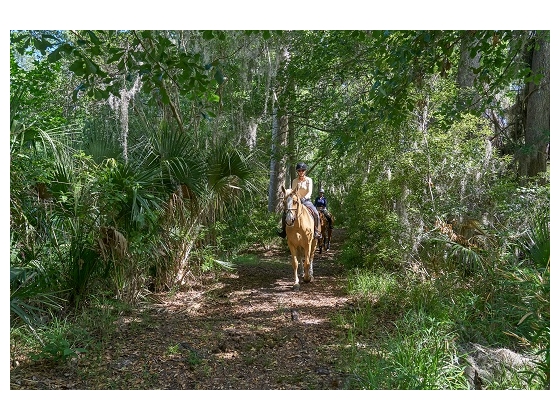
(11, 229, 351, 390)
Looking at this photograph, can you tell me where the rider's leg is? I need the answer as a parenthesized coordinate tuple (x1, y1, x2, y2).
(277, 212, 287, 238)
(306, 202, 322, 239)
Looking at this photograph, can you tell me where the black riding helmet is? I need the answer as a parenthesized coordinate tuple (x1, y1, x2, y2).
(296, 162, 307, 171)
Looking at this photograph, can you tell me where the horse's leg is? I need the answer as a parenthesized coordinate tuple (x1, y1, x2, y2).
(318, 212, 326, 253)
(291, 253, 300, 290)
(303, 241, 316, 283)
(288, 244, 300, 290)
(310, 239, 316, 278)
(303, 255, 315, 283)
(298, 248, 304, 278)
(303, 252, 311, 283)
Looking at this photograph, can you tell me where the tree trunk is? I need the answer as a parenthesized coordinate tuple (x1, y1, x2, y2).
(268, 108, 289, 212)
(457, 34, 481, 90)
(267, 45, 291, 213)
(519, 31, 550, 178)
(246, 118, 258, 149)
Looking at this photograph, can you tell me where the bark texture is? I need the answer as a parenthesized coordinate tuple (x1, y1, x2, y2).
(519, 32, 550, 178)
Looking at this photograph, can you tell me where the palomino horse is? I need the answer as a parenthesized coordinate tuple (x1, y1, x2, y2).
(281, 185, 317, 290)
(317, 207, 333, 253)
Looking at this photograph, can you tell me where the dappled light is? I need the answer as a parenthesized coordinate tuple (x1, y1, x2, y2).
(10, 30, 549, 395)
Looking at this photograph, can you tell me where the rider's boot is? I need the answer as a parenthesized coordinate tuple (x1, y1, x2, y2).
(277, 212, 287, 238)
(313, 213, 322, 239)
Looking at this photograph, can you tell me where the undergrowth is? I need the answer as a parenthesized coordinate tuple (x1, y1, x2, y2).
(333, 265, 549, 390)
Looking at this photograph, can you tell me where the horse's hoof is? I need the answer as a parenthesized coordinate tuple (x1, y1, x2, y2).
(292, 284, 300, 291)
(303, 276, 312, 283)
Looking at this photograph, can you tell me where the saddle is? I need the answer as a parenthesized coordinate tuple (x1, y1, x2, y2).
(303, 205, 314, 217)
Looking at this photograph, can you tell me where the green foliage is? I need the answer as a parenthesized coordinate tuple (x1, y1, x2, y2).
(337, 269, 467, 389)
(29, 334, 86, 363)
(23, 315, 88, 364)
(166, 344, 181, 356)
(495, 212, 550, 389)
(12, 30, 227, 126)
(11, 294, 132, 369)
(520, 209, 549, 271)
(219, 200, 280, 256)
(10, 44, 68, 130)
(336, 239, 548, 389)
(504, 267, 549, 389)
(341, 181, 405, 270)
(10, 265, 66, 327)
(423, 236, 487, 275)
(10, 29, 549, 390)
(376, 312, 466, 390)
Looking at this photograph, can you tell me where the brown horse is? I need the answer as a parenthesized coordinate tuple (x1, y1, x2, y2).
(281, 185, 317, 290)
(317, 208, 333, 253)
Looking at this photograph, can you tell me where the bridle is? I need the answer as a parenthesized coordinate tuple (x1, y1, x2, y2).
(284, 192, 300, 227)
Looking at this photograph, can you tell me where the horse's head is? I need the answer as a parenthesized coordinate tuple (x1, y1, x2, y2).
(281, 186, 300, 226)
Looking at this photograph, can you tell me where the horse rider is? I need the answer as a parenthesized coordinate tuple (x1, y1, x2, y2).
(278, 162, 322, 239)
(314, 188, 333, 230)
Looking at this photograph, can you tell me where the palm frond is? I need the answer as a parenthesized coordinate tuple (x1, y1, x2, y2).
(522, 210, 549, 271)
(206, 144, 261, 211)
(82, 118, 122, 164)
(10, 266, 66, 327)
(428, 237, 486, 274)
(145, 126, 207, 199)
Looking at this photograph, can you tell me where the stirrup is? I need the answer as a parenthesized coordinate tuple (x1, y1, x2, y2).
(314, 231, 322, 239)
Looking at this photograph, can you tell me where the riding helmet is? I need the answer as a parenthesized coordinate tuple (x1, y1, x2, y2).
(319, 188, 325, 193)
(296, 162, 307, 171)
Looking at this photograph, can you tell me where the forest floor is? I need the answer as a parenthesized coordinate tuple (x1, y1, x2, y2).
(10, 229, 355, 390)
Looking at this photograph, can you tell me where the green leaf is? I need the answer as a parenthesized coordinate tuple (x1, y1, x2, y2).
(69, 60, 85, 76)
(94, 88, 104, 100)
(86, 30, 101, 45)
(117, 58, 126, 71)
(152, 72, 164, 84)
(33, 37, 53, 55)
(89, 45, 101, 55)
(47, 44, 73, 63)
(47, 48, 62, 62)
(214, 68, 224, 84)
(84, 57, 99, 75)
(139, 63, 152, 75)
(207, 93, 220, 102)
(160, 87, 170, 104)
